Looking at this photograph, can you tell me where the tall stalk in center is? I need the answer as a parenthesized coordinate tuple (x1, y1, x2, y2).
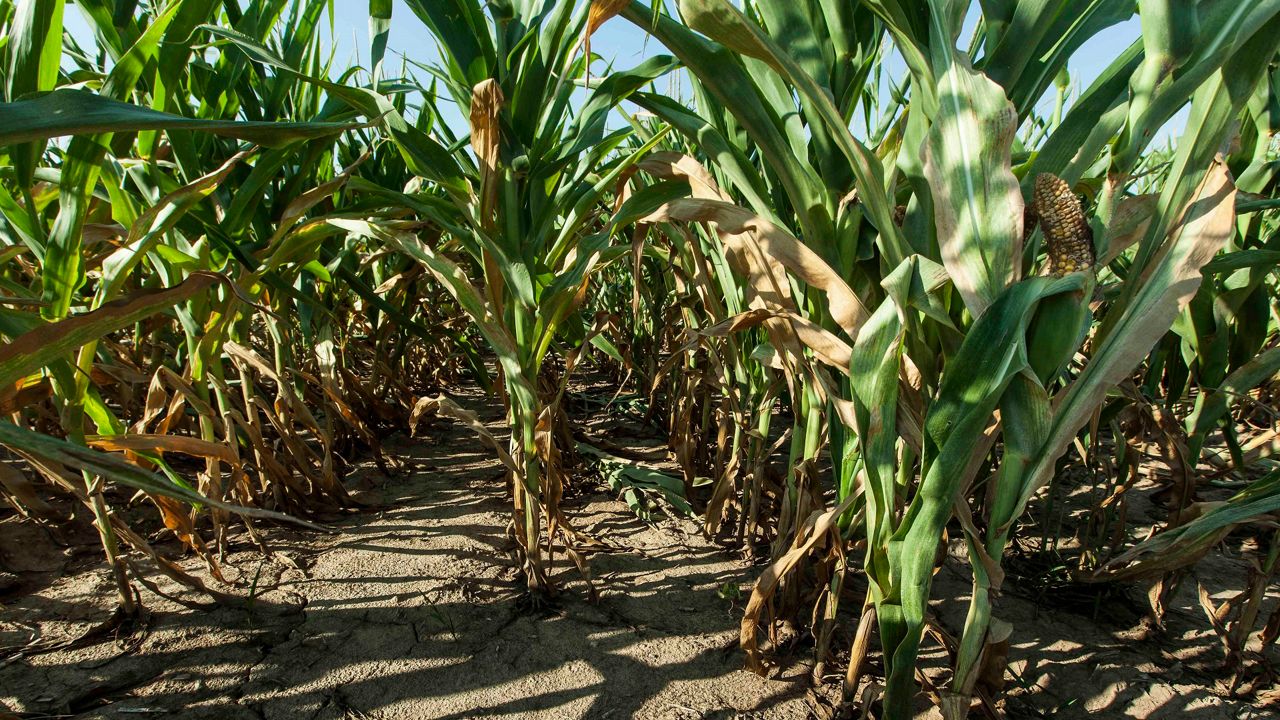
(338, 0, 673, 593)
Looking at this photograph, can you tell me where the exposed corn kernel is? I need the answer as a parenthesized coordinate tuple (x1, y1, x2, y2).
(1033, 173, 1095, 276)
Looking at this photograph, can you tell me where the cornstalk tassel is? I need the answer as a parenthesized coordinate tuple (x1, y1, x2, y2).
(1033, 173, 1094, 276)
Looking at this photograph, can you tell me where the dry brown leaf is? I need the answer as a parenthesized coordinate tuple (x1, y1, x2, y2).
(583, 0, 631, 64)
(419, 394, 521, 477)
(150, 493, 200, 550)
(639, 197, 869, 338)
(740, 492, 859, 673)
(470, 78, 504, 177)
(1100, 192, 1158, 265)
(85, 433, 240, 465)
(0, 461, 61, 520)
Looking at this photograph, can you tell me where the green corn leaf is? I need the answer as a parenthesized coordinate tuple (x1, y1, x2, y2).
(1084, 471, 1280, 582)
(1202, 249, 1280, 274)
(203, 24, 469, 193)
(402, 0, 495, 85)
(5, 0, 62, 191)
(924, 56, 1023, 317)
(674, 0, 907, 262)
(0, 273, 221, 390)
(880, 272, 1081, 717)
(0, 421, 323, 529)
(0, 90, 366, 146)
(369, 0, 393, 83)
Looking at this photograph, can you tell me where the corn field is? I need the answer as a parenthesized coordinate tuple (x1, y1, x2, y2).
(2, 0, 1280, 718)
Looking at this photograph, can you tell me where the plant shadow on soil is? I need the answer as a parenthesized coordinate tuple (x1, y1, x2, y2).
(1, 389, 822, 720)
(0, 386, 1276, 719)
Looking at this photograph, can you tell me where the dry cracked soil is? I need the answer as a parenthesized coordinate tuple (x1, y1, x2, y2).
(1, 386, 1277, 719)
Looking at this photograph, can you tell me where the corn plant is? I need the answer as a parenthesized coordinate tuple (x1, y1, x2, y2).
(622, 0, 1280, 716)
(268, 0, 681, 596)
(2, 1, 1279, 717)
(0, 0, 465, 611)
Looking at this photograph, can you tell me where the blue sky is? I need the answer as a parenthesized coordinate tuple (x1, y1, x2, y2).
(63, 1, 1185, 141)
(324, 0, 1184, 141)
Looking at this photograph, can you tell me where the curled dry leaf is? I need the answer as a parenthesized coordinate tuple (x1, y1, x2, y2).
(470, 79, 504, 176)
(638, 195, 870, 337)
(583, 0, 632, 64)
(0, 272, 221, 393)
(413, 394, 521, 478)
(741, 493, 859, 674)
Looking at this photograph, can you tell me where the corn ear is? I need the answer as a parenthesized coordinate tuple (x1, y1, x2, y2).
(1026, 174, 1094, 383)
(1033, 173, 1095, 277)
(1024, 170, 1095, 384)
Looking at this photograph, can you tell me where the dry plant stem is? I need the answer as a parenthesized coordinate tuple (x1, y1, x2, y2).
(88, 476, 136, 616)
(844, 604, 878, 703)
(1227, 528, 1280, 671)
